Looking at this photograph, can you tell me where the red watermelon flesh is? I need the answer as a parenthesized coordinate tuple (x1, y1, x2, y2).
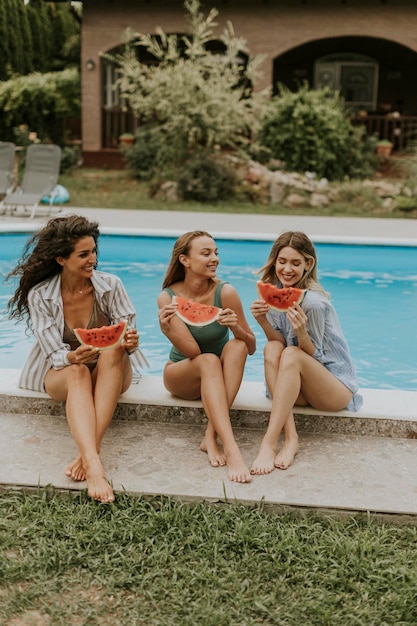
(257, 281, 306, 312)
(173, 295, 222, 327)
(73, 320, 127, 350)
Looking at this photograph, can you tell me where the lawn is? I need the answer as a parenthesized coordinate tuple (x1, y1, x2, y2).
(58, 165, 417, 218)
(1, 489, 417, 625)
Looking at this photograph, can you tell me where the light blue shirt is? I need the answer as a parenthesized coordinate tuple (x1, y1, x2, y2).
(19, 270, 148, 392)
(267, 290, 363, 412)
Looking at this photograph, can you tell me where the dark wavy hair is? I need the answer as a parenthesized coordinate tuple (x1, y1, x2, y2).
(6, 214, 100, 324)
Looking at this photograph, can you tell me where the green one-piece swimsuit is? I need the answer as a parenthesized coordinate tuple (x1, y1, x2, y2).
(164, 282, 229, 362)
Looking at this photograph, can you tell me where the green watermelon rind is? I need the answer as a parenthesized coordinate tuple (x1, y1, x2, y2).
(73, 320, 127, 350)
(173, 295, 222, 327)
(257, 281, 306, 312)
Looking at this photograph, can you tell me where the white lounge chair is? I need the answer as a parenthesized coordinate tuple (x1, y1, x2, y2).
(0, 142, 16, 197)
(0, 143, 62, 219)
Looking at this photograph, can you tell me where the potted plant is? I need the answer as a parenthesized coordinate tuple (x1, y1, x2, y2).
(376, 139, 393, 158)
(118, 132, 135, 147)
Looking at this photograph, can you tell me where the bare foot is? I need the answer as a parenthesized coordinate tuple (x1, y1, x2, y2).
(274, 439, 299, 470)
(226, 448, 252, 483)
(66, 455, 86, 481)
(85, 457, 114, 504)
(200, 436, 226, 467)
(250, 441, 276, 475)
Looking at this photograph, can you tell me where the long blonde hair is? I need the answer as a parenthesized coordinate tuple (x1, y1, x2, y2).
(162, 230, 220, 288)
(257, 231, 328, 297)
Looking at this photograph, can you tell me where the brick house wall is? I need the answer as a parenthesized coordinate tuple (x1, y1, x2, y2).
(81, 0, 417, 161)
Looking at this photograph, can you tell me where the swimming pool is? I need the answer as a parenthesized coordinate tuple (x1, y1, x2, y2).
(1, 232, 417, 391)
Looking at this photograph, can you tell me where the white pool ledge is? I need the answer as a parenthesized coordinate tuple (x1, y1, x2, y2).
(1, 368, 416, 424)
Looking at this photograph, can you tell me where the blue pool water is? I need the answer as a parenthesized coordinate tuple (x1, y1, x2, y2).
(1, 233, 417, 391)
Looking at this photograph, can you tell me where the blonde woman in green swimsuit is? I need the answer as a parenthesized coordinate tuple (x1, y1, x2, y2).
(157, 231, 256, 483)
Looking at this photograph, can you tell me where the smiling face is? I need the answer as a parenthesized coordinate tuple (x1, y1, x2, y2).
(56, 236, 97, 279)
(180, 235, 219, 278)
(275, 245, 312, 288)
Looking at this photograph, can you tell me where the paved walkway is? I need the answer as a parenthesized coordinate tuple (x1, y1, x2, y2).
(1, 207, 417, 518)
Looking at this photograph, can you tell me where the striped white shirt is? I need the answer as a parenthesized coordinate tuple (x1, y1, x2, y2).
(19, 270, 148, 392)
(267, 290, 363, 412)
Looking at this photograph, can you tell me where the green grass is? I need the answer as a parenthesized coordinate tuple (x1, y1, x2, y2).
(1, 489, 417, 625)
(59, 167, 417, 219)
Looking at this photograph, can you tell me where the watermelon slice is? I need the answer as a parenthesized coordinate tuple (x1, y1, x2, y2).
(173, 295, 222, 327)
(73, 320, 127, 350)
(257, 281, 306, 312)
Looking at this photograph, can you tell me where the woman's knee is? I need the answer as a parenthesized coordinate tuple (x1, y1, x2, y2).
(67, 363, 92, 385)
(279, 346, 302, 370)
(222, 339, 248, 362)
(97, 347, 126, 369)
(264, 340, 284, 364)
(195, 352, 222, 373)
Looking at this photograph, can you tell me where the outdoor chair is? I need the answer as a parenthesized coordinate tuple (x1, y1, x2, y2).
(0, 143, 62, 219)
(0, 142, 16, 197)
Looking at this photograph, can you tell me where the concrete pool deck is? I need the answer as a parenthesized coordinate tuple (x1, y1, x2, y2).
(1, 207, 417, 518)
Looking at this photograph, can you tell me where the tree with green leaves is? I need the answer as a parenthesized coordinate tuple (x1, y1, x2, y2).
(0, 0, 11, 81)
(16, 0, 34, 74)
(0, 0, 80, 77)
(113, 0, 266, 175)
(5, 0, 27, 77)
(0, 67, 81, 145)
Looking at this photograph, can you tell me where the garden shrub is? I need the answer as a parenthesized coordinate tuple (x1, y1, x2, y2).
(177, 152, 237, 202)
(258, 83, 377, 181)
(0, 68, 80, 145)
(60, 145, 81, 173)
(121, 125, 188, 181)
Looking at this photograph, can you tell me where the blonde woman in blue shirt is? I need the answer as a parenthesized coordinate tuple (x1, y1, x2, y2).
(250, 231, 362, 475)
(7, 215, 146, 503)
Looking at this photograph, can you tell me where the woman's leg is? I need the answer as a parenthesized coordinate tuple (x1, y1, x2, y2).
(200, 339, 248, 466)
(45, 364, 115, 503)
(263, 341, 300, 470)
(251, 346, 353, 475)
(164, 353, 252, 483)
(92, 347, 131, 450)
(65, 348, 131, 482)
(45, 349, 131, 502)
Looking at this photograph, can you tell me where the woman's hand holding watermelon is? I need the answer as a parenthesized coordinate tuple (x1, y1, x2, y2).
(217, 307, 238, 328)
(250, 299, 270, 321)
(287, 303, 307, 334)
(123, 328, 139, 354)
(67, 344, 101, 364)
(158, 302, 177, 332)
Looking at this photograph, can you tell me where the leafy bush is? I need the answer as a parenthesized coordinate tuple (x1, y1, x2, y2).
(177, 152, 237, 202)
(258, 83, 377, 181)
(121, 125, 188, 181)
(0, 68, 80, 145)
(60, 145, 82, 173)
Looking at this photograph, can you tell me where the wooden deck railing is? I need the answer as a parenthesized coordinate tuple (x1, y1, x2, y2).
(352, 113, 417, 151)
(102, 108, 417, 152)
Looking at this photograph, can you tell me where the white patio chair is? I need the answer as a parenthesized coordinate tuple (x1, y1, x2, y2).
(0, 144, 62, 219)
